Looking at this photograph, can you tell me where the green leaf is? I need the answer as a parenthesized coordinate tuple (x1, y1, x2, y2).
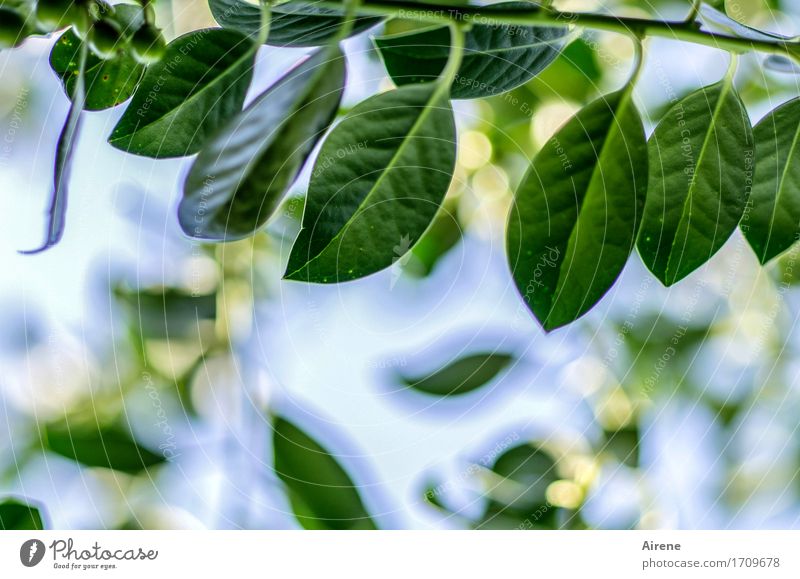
(20, 41, 88, 254)
(273, 416, 376, 530)
(108, 28, 255, 158)
(44, 422, 166, 474)
(114, 285, 217, 340)
(741, 97, 800, 264)
(507, 90, 647, 331)
(0, 498, 44, 530)
(638, 80, 753, 285)
(476, 442, 560, 529)
(50, 28, 145, 111)
(285, 83, 456, 283)
(179, 47, 346, 241)
(374, 2, 566, 99)
(404, 199, 462, 277)
(208, 0, 382, 46)
(602, 425, 639, 468)
(397, 352, 514, 396)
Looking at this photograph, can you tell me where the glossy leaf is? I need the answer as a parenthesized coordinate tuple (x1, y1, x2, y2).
(507, 90, 647, 331)
(179, 47, 346, 241)
(0, 499, 44, 530)
(273, 416, 376, 530)
(49, 31, 141, 111)
(209, 0, 381, 46)
(109, 29, 255, 158)
(639, 81, 753, 285)
(398, 352, 514, 396)
(49, 14, 145, 111)
(742, 97, 800, 263)
(375, 2, 566, 99)
(284, 83, 456, 283)
(44, 422, 166, 474)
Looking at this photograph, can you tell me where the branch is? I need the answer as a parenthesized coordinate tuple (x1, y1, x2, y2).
(308, 0, 800, 63)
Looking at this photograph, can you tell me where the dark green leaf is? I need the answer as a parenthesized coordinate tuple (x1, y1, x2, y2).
(50, 28, 144, 111)
(0, 498, 44, 530)
(375, 2, 566, 99)
(398, 352, 514, 396)
(638, 80, 753, 285)
(741, 97, 800, 264)
(20, 41, 87, 255)
(404, 199, 462, 277)
(114, 286, 217, 340)
(179, 47, 346, 241)
(508, 90, 647, 331)
(109, 29, 255, 158)
(44, 422, 166, 474)
(602, 425, 639, 468)
(477, 442, 560, 529)
(209, 0, 381, 46)
(285, 83, 456, 283)
(273, 416, 376, 530)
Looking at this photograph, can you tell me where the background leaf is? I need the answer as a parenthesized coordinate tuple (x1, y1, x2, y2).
(507, 90, 647, 331)
(109, 28, 255, 158)
(179, 47, 346, 241)
(742, 97, 800, 263)
(285, 82, 456, 283)
(114, 285, 217, 340)
(375, 2, 566, 99)
(273, 416, 376, 530)
(0, 498, 44, 530)
(209, 0, 381, 46)
(476, 442, 560, 529)
(397, 352, 514, 396)
(44, 422, 166, 474)
(638, 80, 753, 285)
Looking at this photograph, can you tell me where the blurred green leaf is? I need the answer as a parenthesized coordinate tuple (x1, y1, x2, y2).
(273, 416, 376, 530)
(114, 286, 216, 340)
(476, 442, 561, 529)
(404, 200, 463, 277)
(44, 422, 165, 474)
(0, 498, 44, 530)
(397, 352, 514, 396)
(530, 37, 602, 103)
(602, 425, 639, 468)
